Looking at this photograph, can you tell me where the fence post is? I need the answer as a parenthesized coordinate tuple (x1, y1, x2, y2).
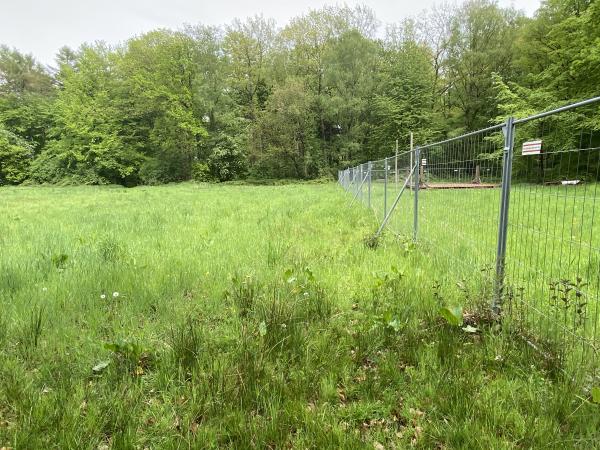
(348, 168, 352, 192)
(383, 157, 388, 221)
(395, 140, 399, 185)
(410, 132, 414, 196)
(367, 162, 372, 209)
(413, 146, 420, 242)
(494, 116, 515, 313)
(359, 164, 363, 203)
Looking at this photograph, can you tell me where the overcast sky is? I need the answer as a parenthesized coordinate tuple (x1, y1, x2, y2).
(2, 0, 541, 66)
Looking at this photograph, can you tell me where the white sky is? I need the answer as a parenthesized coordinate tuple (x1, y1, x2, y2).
(1, 0, 541, 66)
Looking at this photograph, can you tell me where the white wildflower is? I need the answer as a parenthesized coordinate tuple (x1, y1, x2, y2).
(100, 294, 106, 299)
(113, 292, 119, 298)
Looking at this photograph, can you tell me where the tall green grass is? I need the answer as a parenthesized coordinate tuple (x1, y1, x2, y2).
(1, 183, 599, 449)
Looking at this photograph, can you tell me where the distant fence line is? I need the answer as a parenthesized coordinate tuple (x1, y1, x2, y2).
(338, 96, 600, 379)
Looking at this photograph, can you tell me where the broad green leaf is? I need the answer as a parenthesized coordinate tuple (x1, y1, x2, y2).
(591, 386, 600, 404)
(104, 342, 119, 352)
(439, 306, 463, 327)
(388, 319, 402, 332)
(258, 321, 267, 337)
(382, 311, 393, 323)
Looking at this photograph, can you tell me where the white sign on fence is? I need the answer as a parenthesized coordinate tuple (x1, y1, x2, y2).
(421, 159, 427, 166)
(522, 139, 542, 155)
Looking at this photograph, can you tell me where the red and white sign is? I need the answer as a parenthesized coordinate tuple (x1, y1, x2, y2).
(522, 140, 542, 155)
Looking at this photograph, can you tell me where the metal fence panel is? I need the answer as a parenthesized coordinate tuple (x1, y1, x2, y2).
(504, 103, 600, 376)
(337, 96, 600, 378)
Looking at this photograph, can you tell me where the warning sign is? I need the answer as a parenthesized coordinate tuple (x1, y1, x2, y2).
(522, 140, 542, 155)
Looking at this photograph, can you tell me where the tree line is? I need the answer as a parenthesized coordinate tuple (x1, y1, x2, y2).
(0, 0, 598, 186)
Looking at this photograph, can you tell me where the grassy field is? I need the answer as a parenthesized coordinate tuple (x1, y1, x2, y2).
(366, 179, 600, 363)
(1, 183, 600, 449)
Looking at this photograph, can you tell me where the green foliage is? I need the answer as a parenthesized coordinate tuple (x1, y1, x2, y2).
(444, 0, 523, 131)
(224, 16, 276, 119)
(0, 124, 33, 184)
(251, 79, 317, 178)
(321, 30, 379, 163)
(104, 339, 150, 375)
(369, 40, 439, 158)
(1, 0, 600, 185)
(0, 92, 54, 153)
(439, 305, 464, 326)
(0, 45, 53, 95)
(191, 161, 212, 182)
(515, 0, 600, 99)
(118, 30, 208, 182)
(592, 386, 600, 404)
(207, 135, 246, 181)
(493, 0, 600, 147)
(31, 45, 141, 185)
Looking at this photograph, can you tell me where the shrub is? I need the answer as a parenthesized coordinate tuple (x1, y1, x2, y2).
(28, 146, 111, 185)
(138, 158, 166, 185)
(0, 125, 33, 185)
(191, 162, 212, 182)
(207, 135, 247, 181)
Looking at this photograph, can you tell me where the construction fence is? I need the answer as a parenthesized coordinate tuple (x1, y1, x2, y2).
(339, 96, 600, 379)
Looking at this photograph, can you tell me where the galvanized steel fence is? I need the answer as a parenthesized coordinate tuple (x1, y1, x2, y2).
(339, 96, 600, 378)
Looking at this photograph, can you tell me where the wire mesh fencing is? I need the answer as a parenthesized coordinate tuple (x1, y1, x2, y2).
(505, 101, 600, 377)
(339, 96, 600, 379)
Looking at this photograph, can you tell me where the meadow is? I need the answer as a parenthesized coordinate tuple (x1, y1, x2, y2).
(1, 182, 600, 449)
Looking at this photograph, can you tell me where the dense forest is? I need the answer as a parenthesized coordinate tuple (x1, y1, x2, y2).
(0, 0, 599, 185)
